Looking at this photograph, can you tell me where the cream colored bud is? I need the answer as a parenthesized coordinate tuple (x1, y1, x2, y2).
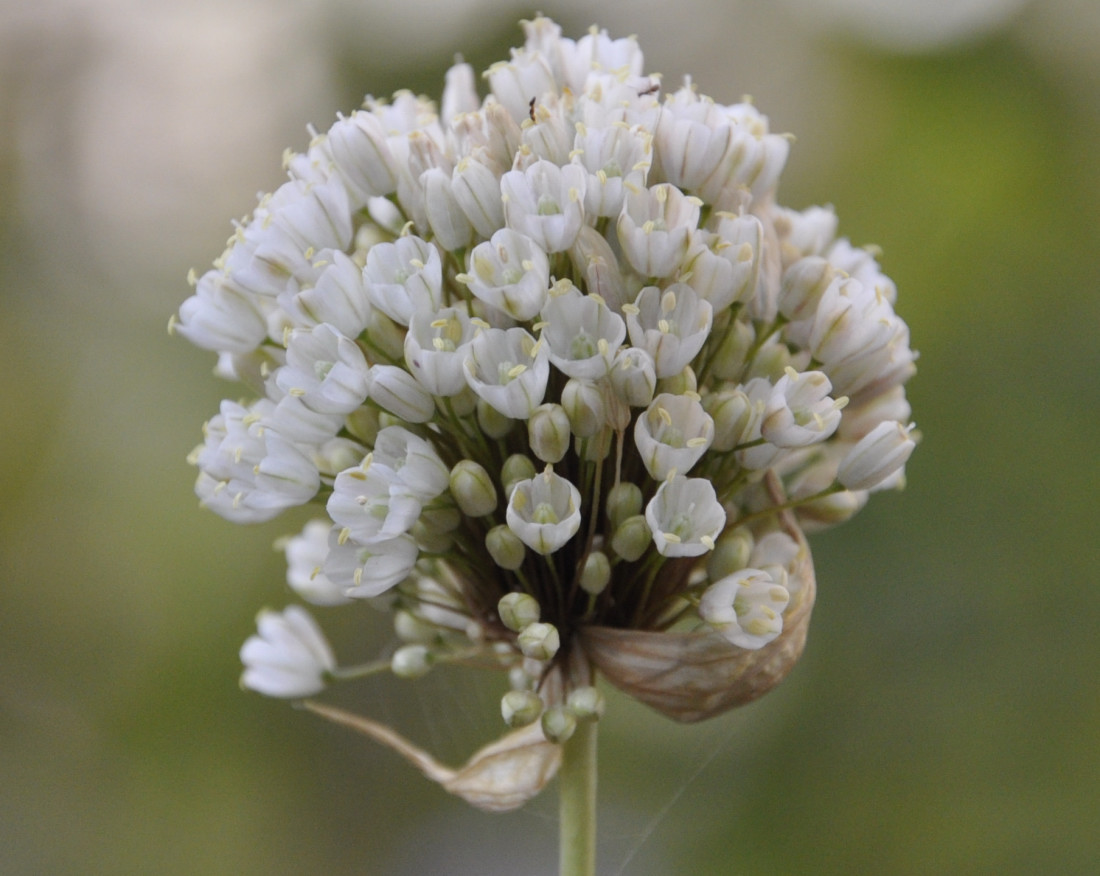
(706, 527, 755, 581)
(579, 551, 611, 595)
(486, 524, 526, 571)
(528, 404, 572, 463)
(477, 398, 515, 439)
(501, 690, 544, 727)
(518, 622, 561, 661)
(450, 459, 498, 517)
(498, 592, 541, 632)
(540, 704, 577, 744)
(501, 454, 538, 496)
(391, 644, 433, 679)
(344, 405, 382, 445)
(656, 365, 697, 397)
(394, 609, 438, 644)
(561, 378, 606, 438)
(610, 514, 651, 562)
(566, 686, 605, 722)
(605, 482, 643, 531)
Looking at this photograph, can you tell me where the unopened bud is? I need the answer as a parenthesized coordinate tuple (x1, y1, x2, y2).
(541, 704, 577, 744)
(344, 405, 382, 445)
(410, 519, 453, 554)
(394, 609, 438, 644)
(391, 644, 433, 679)
(578, 426, 612, 461)
(838, 421, 916, 491)
(498, 592, 541, 632)
(605, 482, 643, 531)
(501, 690, 544, 727)
(708, 317, 755, 381)
(450, 459, 498, 517)
(518, 622, 560, 661)
(656, 365, 697, 397)
(610, 514, 651, 562)
(610, 346, 656, 408)
(579, 551, 611, 595)
(528, 404, 571, 463)
(706, 526, 754, 581)
(477, 397, 514, 439)
(486, 524, 526, 570)
(561, 377, 605, 437)
(501, 454, 537, 496)
(566, 686, 605, 722)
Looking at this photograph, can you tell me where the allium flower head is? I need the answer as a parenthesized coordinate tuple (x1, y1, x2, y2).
(175, 15, 918, 811)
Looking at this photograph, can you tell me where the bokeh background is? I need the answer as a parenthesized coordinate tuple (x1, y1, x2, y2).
(2, 0, 1098, 873)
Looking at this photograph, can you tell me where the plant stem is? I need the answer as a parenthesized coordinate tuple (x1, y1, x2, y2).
(559, 718, 598, 876)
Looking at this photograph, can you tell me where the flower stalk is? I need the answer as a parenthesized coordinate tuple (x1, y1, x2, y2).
(559, 715, 598, 876)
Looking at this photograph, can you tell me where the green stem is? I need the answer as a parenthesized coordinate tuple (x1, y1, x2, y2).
(559, 718, 598, 876)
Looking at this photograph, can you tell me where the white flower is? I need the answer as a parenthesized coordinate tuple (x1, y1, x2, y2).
(760, 368, 845, 448)
(617, 183, 700, 278)
(404, 306, 476, 396)
(327, 460, 423, 545)
(323, 531, 420, 598)
(506, 468, 582, 555)
(634, 393, 714, 481)
(460, 229, 550, 320)
(421, 167, 475, 252)
(698, 568, 790, 650)
(452, 154, 507, 239)
(464, 327, 550, 419)
(366, 364, 437, 424)
(609, 346, 657, 408)
(624, 284, 713, 378)
(322, 110, 399, 204)
(370, 426, 451, 502)
(364, 235, 445, 326)
(293, 250, 373, 338)
(275, 323, 370, 415)
(838, 420, 917, 491)
(501, 160, 587, 253)
(539, 283, 626, 379)
(285, 520, 351, 606)
(645, 475, 725, 557)
(172, 270, 267, 354)
(572, 122, 652, 218)
(240, 606, 335, 698)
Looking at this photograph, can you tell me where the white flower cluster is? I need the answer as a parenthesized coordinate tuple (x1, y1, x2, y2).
(175, 18, 916, 733)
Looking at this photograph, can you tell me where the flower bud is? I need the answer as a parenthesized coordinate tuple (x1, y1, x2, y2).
(501, 454, 538, 496)
(656, 365, 697, 397)
(837, 421, 916, 491)
(476, 398, 515, 439)
(394, 609, 439, 644)
(605, 482, 643, 531)
(528, 403, 572, 464)
(518, 622, 561, 661)
(501, 690, 544, 727)
(391, 644, 433, 679)
(344, 404, 382, 445)
(610, 514, 652, 562)
(566, 686, 605, 722)
(708, 317, 755, 382)
(561, 377, 605, 437)
(450, 459, 498, 517)
(498, 592, 541, 632)
(704, 387, 756, 452)
(367, 365, 436, 423)
(486, 524, 526, 570)
(609, 346, 656, 408)
(706, 527, 754, 581)
(579, 551, 611, 596)
(578, 426, 613, 462)
(541, 704, 577, 744)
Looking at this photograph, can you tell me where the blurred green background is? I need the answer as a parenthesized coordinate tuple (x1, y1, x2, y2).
(2, 1, 1097, 873)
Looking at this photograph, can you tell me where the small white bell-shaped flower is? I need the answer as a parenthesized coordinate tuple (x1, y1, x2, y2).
(644, 474, 725, 557)
(459, 229, 550, 320)
(327, 460, 422, 545)
(624, 284, 713, 378)
(293, 250, 373, 338)
(275, 324, 370, 415)
(323, 530, 420, 598)
(501, 159, 588, 253)
(486, 49, 558, 121)
(240, 605, 335, 698)
(760, 368, 846, 448)
(172, 270, 268, 355)
(698, 568, 790, 650)
(370, 426, 451, 502)
(838, 420, 917, 491)
(452, 153, 507, 239)
(404, 306, 476, 397)
(366, 364, 437, 424)
(609, 346, 657, 408)
(284, 519, 352, 606)
(617, 183, 701, 278)
(539, 283, 626, 379)
(363, 236, 444, 326)
(571, 122, 652, 218)
(505, 467, 582, 555)
(633, 392, 714, 480)
(464, 327, 550, 419)
(321, 110, 400, 204)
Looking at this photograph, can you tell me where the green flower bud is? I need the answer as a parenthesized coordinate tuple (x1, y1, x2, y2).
(420, 505, 461, 533)
(656, 364, 697, 396)
(704, 388, 755, 452)
(579, 551, 611, 595)
(748, 336, 793, 382)
(501, 454, 537, 496)
(391, 644, 433, 679)
(541, 704, 577, 744)
(706, 526, 754, 581)
(394, 609, 438, 644)
(518, 621, 560, 661)
(561, 377, 605, 437)
(410, 519, 453, 554)
(450, 459, 498, 517)
(486, 524, 526, 570)
(605, 482, 643, 530)
(527, 403, 572, 464)
(501, 690, 544, 727)
(366, 308, 407, 361)
(498, 592, 541, 632)
(577, 426, 612, 461)
(477, 397, 514, 439)
(344, 405, 381, 444)
(610, 514, 651, 562)
(566, 686, 605, 722)
(709, 317, 755, 381)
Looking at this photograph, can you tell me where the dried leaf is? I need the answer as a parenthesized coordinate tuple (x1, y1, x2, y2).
(302, 700, 560, 811)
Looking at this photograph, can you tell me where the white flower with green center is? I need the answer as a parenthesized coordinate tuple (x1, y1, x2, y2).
(276, 323, 370, 415)
(464, 327, 550, 419)
(505, 467, 582, 555)
(363, 235, 444, 325)
(617, 183, 701, 278)
(240, 606, 335, 698)
(539, 283, 625, 379)
(403, 305, 476, 396)
(460, 229, 550, 320)
(698, 568, 791, 650)
(624, 284, 713, 378)
(501, 160, 588, 253)
(634, 392, 714, 481)
(645, 474, 726, 557)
